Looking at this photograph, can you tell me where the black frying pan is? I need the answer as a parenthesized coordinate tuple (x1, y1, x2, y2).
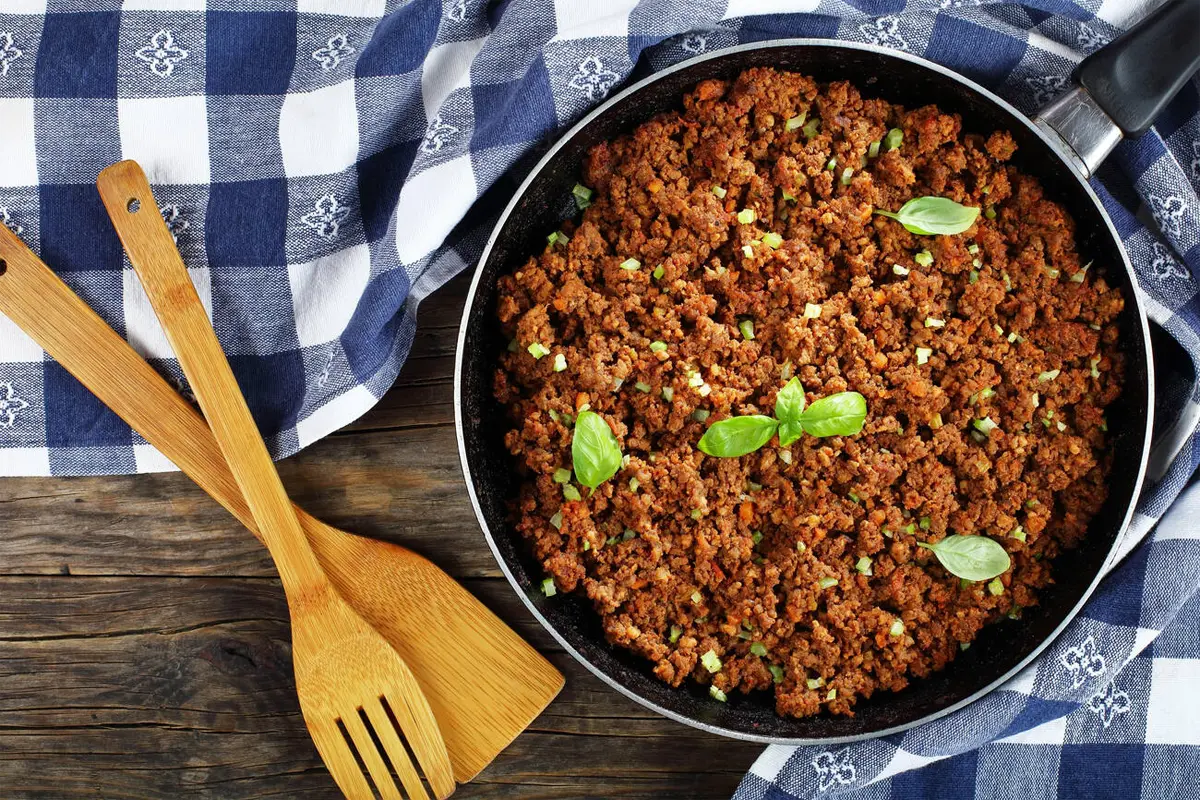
(455, 0, 1200, 743)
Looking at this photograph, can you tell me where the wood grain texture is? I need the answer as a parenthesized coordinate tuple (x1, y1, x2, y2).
(99, 161, 453, 800)
(0, 272, 764, 798)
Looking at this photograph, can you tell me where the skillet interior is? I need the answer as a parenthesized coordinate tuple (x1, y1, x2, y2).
(456, 41, 1152, 743)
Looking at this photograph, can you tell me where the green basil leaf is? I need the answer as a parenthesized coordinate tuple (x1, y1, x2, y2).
(799, 391, 867, 437)
(777, 420, 805, 447)
(571, 410, 623, 489)
(875, 196, 980, 236)
(917, 535, 1011, 581)
(775, 377, 806, 422)
(698, 415, 778, 458)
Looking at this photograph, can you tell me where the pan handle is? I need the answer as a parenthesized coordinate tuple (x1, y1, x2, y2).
(1033, 0, 1200, 178)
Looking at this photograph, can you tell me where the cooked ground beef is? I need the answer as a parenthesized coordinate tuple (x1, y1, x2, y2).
(492, 67, 1125, 718)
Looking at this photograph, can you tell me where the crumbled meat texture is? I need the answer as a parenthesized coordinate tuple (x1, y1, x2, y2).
(492, 68, 1125, 718)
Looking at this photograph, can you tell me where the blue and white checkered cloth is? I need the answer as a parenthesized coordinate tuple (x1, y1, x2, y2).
(0, 1, 1197, 796)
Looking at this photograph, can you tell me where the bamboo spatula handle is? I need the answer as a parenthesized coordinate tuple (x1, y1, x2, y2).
(96, 161, 326, 592)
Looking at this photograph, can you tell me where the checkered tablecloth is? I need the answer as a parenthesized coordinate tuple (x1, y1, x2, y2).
(1, 1, 1198, 796)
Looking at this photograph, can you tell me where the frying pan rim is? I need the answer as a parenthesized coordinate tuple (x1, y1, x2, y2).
(453, 37, 1156, 745)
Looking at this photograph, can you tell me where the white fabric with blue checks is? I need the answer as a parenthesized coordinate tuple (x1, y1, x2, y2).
(0, 1, 1198, 797)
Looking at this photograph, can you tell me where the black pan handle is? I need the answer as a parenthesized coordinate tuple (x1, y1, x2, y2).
(1076, 0, 1200, 138)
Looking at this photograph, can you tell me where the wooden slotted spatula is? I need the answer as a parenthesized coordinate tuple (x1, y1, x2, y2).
(0, 203, 563, 788)
(97, 162, 455, 800)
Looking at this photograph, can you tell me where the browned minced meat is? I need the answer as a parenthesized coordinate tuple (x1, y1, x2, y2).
(491, 68, 1125, 718)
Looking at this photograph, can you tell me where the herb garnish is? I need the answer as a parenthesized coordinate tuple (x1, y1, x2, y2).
(916, 535, 1010, 581)
(698, 380, 867, 457)
(571, 410, 623, 490)
(875, 196, 981, 236)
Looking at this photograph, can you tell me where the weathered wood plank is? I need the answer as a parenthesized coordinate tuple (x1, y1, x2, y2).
(0, 576, 760, 799)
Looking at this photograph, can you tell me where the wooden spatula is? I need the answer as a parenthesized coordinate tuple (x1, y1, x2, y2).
(99, 161, 455, 800)
(0, 172, 562, 786)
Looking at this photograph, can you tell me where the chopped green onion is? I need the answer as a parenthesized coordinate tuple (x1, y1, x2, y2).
(914, 250, 934, 267)
(762, 231, 783, 249)
(712, 185, 727, 199)
(662, 387, 674, 401)
(1010, 526, 1026, 542)
(1056, 420, 1067, 432)
(840, 167, 854, 185)
(889, 618, 905, 637)
(803, 302, 822, 319)
(855, 556, 872, 575)
(652, 264, 665, 280)
(572, 183, 593, 209)
(700, 650, 722, 673)
(969, 270, 979, 284)
(985, 205, 997, 220)
(1038, 369, 1060, 382)
(634, 381, 651, 393)
(781, 189, 797, 202)
(919, 516, 931, 530)
(691, 409, 709, 422)
(925, 317, 945, 328)
(629, 477, 640, 493)
(1026, 499, 1040, 508)
(746, 480, 763, 493)
(563, 484, 582, 501)
(779, 448, 793, 465)
(1070, 261, 1091, 283)
(549, 511, 563, 530)
(973, 416, 998, 436)
(968, 244, 980, 255)
(884, 128, 903, 150)
(825, 157, 837, 171)
(507, 339, 519, 352)
(698, 383, 712, 397)
(742, 244, 754, 258)
(527, 342, 550, 359)
(541, 578, 556, 596)
(553, 468, 571, 483)
(868, 140, 881, 158)
(620, 257, 641, 271)
(1001, 271, 1012, 290)
(987, 578, 1004, 596)
(972, 258, 982, 267)
(669, 625, 682, 643)
(818, 577, 839, 589)
(751, 531, 763, 545)
(807, 677, 824, 690)
(960, 641, 971, 651)
(1089, 323, 1101, 331)
(649, 340, 667, 353)
(739, 319, 756, 340)
(548, 230, 569, 246)
(750, 642, 768, 657)
(893, 264, 909, 276)
(623, 528, 636, 541)
(802, 118, 821, 139)
(796, 541, 807, 552)
(691, 590, 703, 603)
(848, 491, 860, 504)
(768, 664, 785, 683)
(709, 685, 727, 702)
(827, 689, 837, 701)
(1045, 267, 1060, 279)
(930, 413, 943, 429)
(982, 185, 992, 195)
(904, 523, 916, 535)
(548, 409, 560, 422)
(553, 353, 567, 372)
(1090, 357, 1101, 378)
(786, 112, 806, 131)
(979, 387, 995, 402)
(1100, 418, 1107, 432)
(916, 347, 932, 365)
(1008, 332, 1022, 343)
(737, 208, 756, 224)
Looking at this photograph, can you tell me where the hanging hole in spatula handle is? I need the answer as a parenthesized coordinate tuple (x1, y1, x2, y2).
(127, 197, 141, 214)
(0, 258, 8, 277)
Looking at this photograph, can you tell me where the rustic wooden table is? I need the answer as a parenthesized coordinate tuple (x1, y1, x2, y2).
(0, 273, 764, 799)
